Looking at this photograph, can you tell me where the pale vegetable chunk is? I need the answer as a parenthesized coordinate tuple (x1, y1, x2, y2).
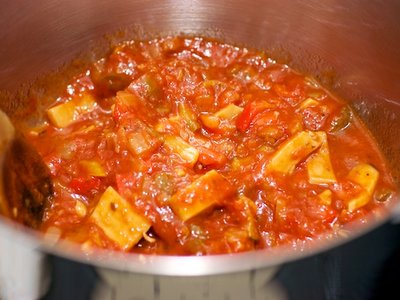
(346, 164, 379, 212)
(116, 91, 141, 107)
(47, 101, 76, 128)
(169, 170, 234, 221)
(79, 160, 106, 177)
(307, 132, 336, 184)
(90, 187, 151, 250)
(163, 135, 199, 166)
(200, 114, 221, 129)
(238, 196, 260, 240)
(267, 131, 324, 174)
(298, 98, 319, 110)
(201, 104, 243, 130)
(128, 131, 158, 156)
(318, 190, 332, 206)
(47, 93, 96, 128)
(214, 104, 243, 120)
(347, 190, 370, 213)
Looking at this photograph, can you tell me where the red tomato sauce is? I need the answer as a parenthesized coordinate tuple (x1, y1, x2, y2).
(26, 36, 395, 255)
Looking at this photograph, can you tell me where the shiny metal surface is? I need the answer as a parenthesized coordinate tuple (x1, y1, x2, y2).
(0, 0, 399, 275)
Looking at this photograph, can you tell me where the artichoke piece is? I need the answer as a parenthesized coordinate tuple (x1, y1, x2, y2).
(163, 135, 199, 166)
(201, 104, 243, 130)
(90, 187, 151, 250)
(238, 196, 260, 240)
(127, 131, 160, 157)
(169, 170, 234, 221)
(47, 101, 75, 128)
(116, 90, 141, 108)
(47, 93, 96, 128)
(214, 104, 244, 120)
(298, 97, 319, 110)
(318, 190, 332, 206)
(200, 114, 221, 129)
(307, 132, 336, 185)
(346, 164, 379, 212)
(267, 131, 324, 174)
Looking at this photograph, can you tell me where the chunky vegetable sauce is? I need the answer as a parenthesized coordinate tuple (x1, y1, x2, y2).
(25, 36, 395, 255)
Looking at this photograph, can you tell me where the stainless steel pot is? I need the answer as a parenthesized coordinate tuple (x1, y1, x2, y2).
(0, 0, 399, 284)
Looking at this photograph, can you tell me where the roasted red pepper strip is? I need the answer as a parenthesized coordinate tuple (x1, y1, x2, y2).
(69, 177, 101, 194)
(236, 101, 271, 132)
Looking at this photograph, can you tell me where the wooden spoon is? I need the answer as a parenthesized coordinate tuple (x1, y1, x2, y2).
(0, 110, 53, 229)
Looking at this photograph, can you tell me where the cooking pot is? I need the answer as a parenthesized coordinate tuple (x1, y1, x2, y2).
(0, 0, 399, 298)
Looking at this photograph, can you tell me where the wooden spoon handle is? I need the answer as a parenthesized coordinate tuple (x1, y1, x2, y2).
(0, 110, 53, 228)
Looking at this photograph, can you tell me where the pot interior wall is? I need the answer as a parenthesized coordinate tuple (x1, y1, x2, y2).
(1, 0, 399, 182)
